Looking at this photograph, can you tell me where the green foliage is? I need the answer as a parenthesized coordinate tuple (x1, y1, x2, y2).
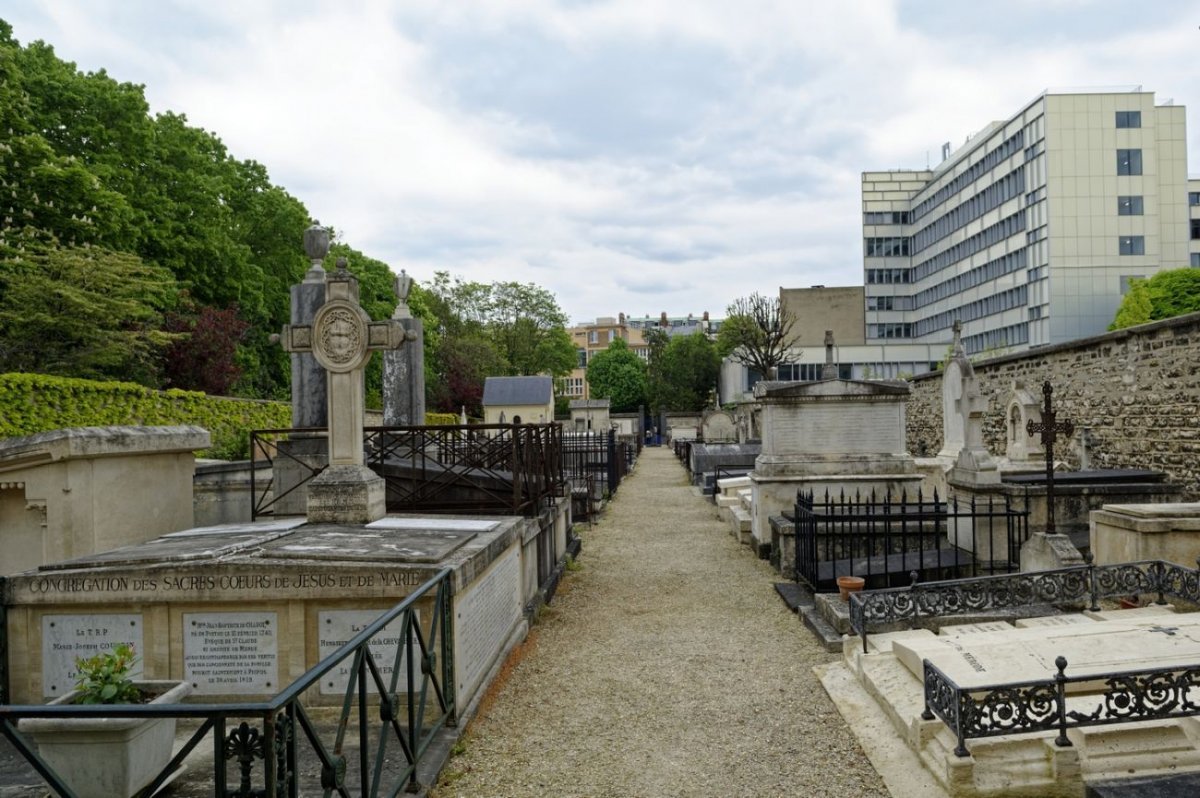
(73, 643, 141, 704)
(1110, 268, 1200, 330)
(649, 331, 721, 412)
(585, 338, 647, 412)
(0, 372, 291, 457)
(0, 242, 179, 384)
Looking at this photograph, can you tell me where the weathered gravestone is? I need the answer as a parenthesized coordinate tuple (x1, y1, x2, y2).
(382, 269, 425, 427)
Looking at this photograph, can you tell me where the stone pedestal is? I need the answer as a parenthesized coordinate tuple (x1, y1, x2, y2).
(305, 464, 386, 524)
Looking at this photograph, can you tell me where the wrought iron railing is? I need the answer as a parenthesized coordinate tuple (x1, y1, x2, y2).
(0, 568, 455, 796)
(561, 431, 624, 498)
(249, 424, 566, 520)
(795, 489, 1028, 591)
(849, 558, 1200, 654)
(922, 655, 1200, 757)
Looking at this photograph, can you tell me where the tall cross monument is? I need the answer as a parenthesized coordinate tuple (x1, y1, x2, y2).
(1027, 380, 1074, 534)
(282, 255, 414, 523)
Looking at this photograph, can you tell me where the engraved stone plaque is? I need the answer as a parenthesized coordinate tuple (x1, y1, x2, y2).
(317, 609, 418, 695)
(42, 614, 143, 698)
(184, 611, 277, 694)
(454, 547, 522, 702)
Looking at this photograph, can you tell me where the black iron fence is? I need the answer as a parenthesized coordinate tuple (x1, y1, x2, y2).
(847, 558, 1200, 755)
(249, 423, 566, 519)
(923, 655, 1200, 758)
(0, 568, 455, 796)
(849, 557, 1200, 652)
(561, 431, 627, 499)
(794, 489, 1028, 591)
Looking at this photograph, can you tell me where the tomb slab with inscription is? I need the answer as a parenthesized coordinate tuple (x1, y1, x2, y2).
(2, 514, 526, 704)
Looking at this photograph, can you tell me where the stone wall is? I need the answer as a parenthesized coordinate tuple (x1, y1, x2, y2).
(906, 312, 1200, 500)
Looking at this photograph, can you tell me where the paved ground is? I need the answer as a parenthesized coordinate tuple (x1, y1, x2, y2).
(429, 446, 888, 798)
(1, 446, 890, 797)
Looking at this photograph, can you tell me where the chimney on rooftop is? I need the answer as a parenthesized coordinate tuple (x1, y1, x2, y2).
(660, 312, 668, 327)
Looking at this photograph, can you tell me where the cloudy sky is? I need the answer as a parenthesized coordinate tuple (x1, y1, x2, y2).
(6, 1, 1200, 324)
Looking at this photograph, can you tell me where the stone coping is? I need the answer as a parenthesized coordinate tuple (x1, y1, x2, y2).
(0, 426, 210, 471)
(2, 514, 523, 605)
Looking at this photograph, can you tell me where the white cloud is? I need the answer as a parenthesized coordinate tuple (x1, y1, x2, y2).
(5, 0, 1200, 324)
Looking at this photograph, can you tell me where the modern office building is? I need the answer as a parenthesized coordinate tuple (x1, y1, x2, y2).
(864, 88, 1192, 355)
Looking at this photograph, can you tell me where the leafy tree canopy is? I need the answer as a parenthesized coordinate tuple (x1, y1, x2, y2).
(1110, 268, 1200, 331)
(650, 331, 721, 412)
(586, 338, 647, 413)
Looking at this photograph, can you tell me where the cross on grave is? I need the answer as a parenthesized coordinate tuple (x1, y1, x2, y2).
(280, 256, 414, 523)
(1149, 626, 1179, 636)
(282, 258, 412, 467)
(820, 330, 838, 380)
(1026, 380, 1074, 534)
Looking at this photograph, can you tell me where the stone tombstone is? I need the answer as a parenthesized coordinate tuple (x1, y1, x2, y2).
(383, 269, 426, 427)
(281, 257, 413, 524)
(700, 410, 736, 443)
(1005, 380, 1044, 463)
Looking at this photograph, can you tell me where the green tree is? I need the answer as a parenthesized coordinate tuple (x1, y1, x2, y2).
(0, 242, 178, 384)
(1110, 268, 1200, 330)
(653, 331, 721, 411)
(1109, 279, 1153, 330)
(586, 338, 647, 412)
(716, 292, 797, 380)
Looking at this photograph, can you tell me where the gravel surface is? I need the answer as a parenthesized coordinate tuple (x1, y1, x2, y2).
(431, 447, 889, 798)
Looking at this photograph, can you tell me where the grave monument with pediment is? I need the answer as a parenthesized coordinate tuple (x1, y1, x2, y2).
(748, 331, 921, 559)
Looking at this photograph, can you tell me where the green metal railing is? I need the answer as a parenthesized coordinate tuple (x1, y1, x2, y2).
(0, 568, 455, 797)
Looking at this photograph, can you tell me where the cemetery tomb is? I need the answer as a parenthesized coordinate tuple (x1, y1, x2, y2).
(2, 514, 529, 711)
(826, 605, 1200, 796)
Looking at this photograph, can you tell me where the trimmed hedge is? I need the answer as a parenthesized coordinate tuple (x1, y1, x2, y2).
(0, 373, 292, 459)
(0, 373, 469, 459)
(424, 412, 460, 426)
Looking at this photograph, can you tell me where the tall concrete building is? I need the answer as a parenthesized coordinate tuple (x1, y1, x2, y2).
(864, 88, 1193, 355)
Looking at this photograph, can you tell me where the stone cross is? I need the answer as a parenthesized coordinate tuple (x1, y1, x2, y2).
(1027, 380, 1074, 534)
(821, 330, 838, 380)
(282, 258, 412, 467)
(951, 319, 964, 355)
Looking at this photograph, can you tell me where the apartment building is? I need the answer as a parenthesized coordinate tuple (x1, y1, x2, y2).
(864, 88, 1192, 355)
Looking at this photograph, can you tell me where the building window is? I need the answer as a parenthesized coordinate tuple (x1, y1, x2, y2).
(863, 211, 910, 225)
(864, 237, 911, 257)
(1115, 111, 1142, 129)
(867, 295, 895, 311)
(1117, 149, 1143, 176)
(1119, 236, 1145, 256)
(1117, 196, 1144, 216)
(577, 349, 587, 368)
(1190, 192, 1200, 207)
(1192, 253, 1200, 267)
(1191, 219, 1200, 240)
(588, 330, 599, 344)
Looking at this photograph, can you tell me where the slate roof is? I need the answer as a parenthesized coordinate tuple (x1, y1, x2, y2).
(482, 376, 554, 406)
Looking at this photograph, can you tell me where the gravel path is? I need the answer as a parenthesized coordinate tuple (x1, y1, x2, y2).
(431, 447, 889, 798)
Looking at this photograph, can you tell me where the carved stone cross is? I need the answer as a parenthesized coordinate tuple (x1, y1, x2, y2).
(821, 330, 837, 380)
(1026, 381, 1074, 534)
(280, 257, 413, 523)
(282, 258, 411, 466)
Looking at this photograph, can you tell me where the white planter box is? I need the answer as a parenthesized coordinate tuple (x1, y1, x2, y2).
(19, 680, 192, 798)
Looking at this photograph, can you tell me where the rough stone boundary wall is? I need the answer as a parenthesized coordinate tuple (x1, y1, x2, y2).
(906, 311, 1200, 501)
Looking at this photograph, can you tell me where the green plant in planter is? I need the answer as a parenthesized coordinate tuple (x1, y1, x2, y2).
(73, 643, 142, 704)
